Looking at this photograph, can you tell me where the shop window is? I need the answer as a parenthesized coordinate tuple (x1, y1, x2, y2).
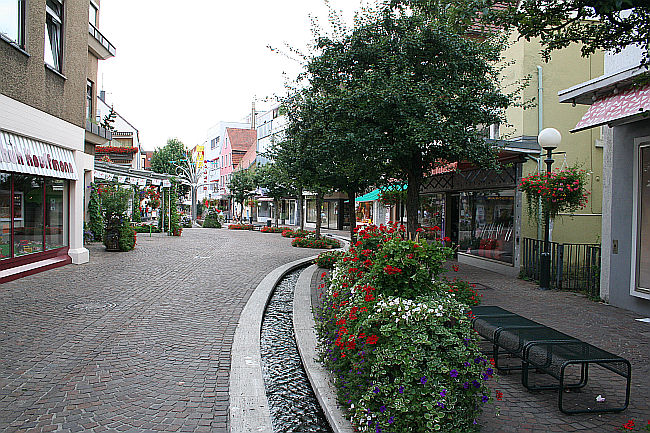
(14, 175, 44, 256)
(45, 0, 63, 72)
(306, 199, 316, 223)
(637, 145, 650, 291)
(421, 194, 445, 237)
(458, 190, 514, 264)
(45, 178, 66, 250)
(86, 79, 94, 121)
(356, 202, 373, 224)
(0, 0, 25, 48)
(0, 174, 11, 259)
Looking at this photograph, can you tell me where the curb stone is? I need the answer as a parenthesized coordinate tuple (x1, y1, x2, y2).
(294, 265, 356, 433)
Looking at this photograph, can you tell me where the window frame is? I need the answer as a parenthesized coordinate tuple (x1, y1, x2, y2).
(0, 0, 26, 49)
(631, 137, 650, 300)
(86, 79, 94, 121)
(44, 0, 64, 73)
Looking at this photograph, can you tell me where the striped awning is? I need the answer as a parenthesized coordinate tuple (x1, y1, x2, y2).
(572, 84, 650, 132)
(0, 130, 78, 180)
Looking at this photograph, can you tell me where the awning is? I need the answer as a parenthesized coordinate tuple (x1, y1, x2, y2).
(356, 189, 380, 203)
(572, 84, 650, 132)
(0, 130, 78, 180)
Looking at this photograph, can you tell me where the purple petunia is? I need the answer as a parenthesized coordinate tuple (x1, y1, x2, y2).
(420, 376, 427, 385)
(398, 385, 404, 394)
(440, 389, 447, 397)
(437, 402, 445, 408)
(463, 382, 470, 389)
(449, 369, 458, 378)
(486, 368, 494, 376)
(481, 395, 489, 403)
(374, 387, 380, 393)
(472, 380, 481, 388)
(464, 361, 471, 367)
(379, 405, 386, 413)
(388, 416, 394, 424)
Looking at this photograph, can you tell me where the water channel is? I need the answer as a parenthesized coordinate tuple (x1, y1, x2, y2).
(260, 269, 333, 433)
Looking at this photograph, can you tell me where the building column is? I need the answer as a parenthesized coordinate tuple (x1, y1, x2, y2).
(68, 151, 94, 264)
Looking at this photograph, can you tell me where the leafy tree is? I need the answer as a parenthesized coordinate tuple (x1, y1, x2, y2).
(401, 0, 650, 65)
(306, 7, 511, 236)
(151, 138, 186, 176)
(131, 186, 142, 223)
(169, 183, 181, 235)
(88, 183, 104, 242)
(101, 105, 117, 131)
(228, 169, 258, 222)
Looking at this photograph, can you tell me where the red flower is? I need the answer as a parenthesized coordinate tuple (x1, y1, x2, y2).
(366, 335, 378, 344)
(365, 293, 375, 302)
(496, 390, 503, 401)
(383, 265, 402, 275)
(452, 264, 459, 272)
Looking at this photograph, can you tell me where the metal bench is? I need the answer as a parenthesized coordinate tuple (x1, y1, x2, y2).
(470, 306, 631, 414)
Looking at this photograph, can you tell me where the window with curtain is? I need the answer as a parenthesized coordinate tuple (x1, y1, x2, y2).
(45, 0, 63, 71)
(0, 0, 24, 47)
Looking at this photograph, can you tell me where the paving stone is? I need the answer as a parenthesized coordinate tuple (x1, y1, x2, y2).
(0, 228, 316, 433)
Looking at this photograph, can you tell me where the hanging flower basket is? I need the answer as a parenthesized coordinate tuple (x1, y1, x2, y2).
(519, 166, 590, 219)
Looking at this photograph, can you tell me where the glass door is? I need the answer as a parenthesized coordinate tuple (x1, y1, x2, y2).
(636, 145, 650, 293)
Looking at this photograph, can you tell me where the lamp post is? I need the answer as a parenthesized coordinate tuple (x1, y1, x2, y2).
(537, 127, 561, 290)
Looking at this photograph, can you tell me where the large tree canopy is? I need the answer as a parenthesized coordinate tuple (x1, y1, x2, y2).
(150, 138, 187, 175)
(401, 0, 650, 64)
(306, 7, 511, 235)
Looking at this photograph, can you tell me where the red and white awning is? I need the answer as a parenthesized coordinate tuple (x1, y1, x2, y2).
(573, 84, 650, 132)
(0, 130, 78, 180)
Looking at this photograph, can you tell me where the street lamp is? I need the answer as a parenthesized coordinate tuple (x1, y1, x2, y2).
(537, 127, 561, 290)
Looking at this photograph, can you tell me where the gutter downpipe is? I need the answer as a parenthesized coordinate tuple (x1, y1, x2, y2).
(537, 65, 544, 240)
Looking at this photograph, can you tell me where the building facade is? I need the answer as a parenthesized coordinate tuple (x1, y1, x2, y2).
(0, 0, 115, 281)
(559, 44, 650, 315)
(95, 92, 143, 169)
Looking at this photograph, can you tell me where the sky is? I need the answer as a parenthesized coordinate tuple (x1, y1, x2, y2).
(98, 0, 368, 151)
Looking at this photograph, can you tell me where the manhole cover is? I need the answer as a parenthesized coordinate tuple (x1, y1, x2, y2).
(470, 283, 494, 290)
(66, 302, 116, 312)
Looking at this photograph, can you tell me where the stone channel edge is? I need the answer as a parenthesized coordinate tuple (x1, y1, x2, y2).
(294, 265, 356, 433)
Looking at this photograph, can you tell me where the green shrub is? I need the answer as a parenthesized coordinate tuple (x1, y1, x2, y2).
(203, 211, 223, 228)
(315, 223, 489, 433)
(118, 221, 136, 251)
(100, 185, 135, 252)
(261, 226, 291, 233)
(133, 225, 162, 233)
(291, 236, 341, 249)
(315, 250, 345, 269)
(88, 183, 103, 242)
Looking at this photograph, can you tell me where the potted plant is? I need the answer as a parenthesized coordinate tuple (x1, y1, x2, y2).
(519, 166, 590, 219)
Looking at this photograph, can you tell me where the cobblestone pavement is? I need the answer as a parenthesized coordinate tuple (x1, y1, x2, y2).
(447, 262, 650, 433)
(0, 228, 316, 433)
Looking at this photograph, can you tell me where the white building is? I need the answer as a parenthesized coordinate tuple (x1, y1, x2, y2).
(95, 92, 144, 170)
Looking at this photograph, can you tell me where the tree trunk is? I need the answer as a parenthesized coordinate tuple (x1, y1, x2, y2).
(297, 188, 304, 230)
(315, 193, 323, 239)
(406, 172, 421, 238)
(348, 190, 357, 243)
(274, 198, 280, 227)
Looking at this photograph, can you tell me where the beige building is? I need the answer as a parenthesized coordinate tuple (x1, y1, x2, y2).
(0, 0, 115, 281)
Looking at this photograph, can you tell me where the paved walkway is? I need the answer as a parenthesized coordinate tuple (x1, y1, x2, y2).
(0, 228, 316, 433)
(448, 262, 650, 432)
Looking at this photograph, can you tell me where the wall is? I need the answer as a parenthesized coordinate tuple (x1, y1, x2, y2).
(500, 33, 605, 245)
(601, 119, 650, 315)
(0, 0, 88, 128)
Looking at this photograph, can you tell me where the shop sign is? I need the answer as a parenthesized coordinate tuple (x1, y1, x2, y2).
(151, 179, 161, 186)
(0, 130, 78, 180)
(162, 180, 171, 187)
(137, 178, 146, 186)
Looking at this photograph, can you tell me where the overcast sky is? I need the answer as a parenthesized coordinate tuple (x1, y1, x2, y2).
(98, 1, 367, 151)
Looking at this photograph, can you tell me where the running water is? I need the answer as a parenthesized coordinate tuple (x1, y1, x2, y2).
(260, 270, 333, 433)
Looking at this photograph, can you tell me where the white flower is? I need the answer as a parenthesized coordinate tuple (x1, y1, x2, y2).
(595, 395, 605, 403)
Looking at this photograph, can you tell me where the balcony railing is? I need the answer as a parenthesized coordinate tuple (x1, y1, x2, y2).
(88, 23, 116, 59)
(85, 119, 112, 141)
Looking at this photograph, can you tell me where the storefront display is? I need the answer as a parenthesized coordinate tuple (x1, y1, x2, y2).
(637, 145, 650, 290)
(0, 172, 68, 260)
(420, 194, 445, 237)
(458, 190, 515, 264)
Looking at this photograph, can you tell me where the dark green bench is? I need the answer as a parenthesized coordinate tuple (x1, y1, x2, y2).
(470, 305, 631, 414)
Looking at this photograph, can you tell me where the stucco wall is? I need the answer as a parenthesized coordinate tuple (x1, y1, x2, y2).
(603, 119, 650, 315)
(0, 0, 89, 128)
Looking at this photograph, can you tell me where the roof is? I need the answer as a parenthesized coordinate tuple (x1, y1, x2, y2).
(226, 128, 257, 152)
(559, 65, 649, 105)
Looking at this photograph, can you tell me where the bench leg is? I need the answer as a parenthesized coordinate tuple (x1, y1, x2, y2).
(559, 362, 631, 415)
(522, 361, 588, 392)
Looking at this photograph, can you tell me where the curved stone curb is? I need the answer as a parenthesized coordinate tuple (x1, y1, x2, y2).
(294, 265, 355, 433)
(230, 255, 317, 433)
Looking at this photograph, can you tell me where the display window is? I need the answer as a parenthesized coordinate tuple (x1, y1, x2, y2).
(0, 172, 68, 261)
(458, 190, 515, 264)
(420, 194, 445, 238)
(356, 202, 373, 224)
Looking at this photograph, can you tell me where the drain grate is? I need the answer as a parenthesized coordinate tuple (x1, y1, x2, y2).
(66, 302, 116, 312)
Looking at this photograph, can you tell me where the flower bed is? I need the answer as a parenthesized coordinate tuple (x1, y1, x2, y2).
(315, 250, 346, 269)
(261, 226, 291, 233)
(315, 223, 492, 432)
(291, 236, 341, 249)
(281, 229, 315, 238)
(228, 224, 254, 230)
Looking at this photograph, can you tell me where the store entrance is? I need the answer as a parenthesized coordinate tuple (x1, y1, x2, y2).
(448, 194, 460, 246)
